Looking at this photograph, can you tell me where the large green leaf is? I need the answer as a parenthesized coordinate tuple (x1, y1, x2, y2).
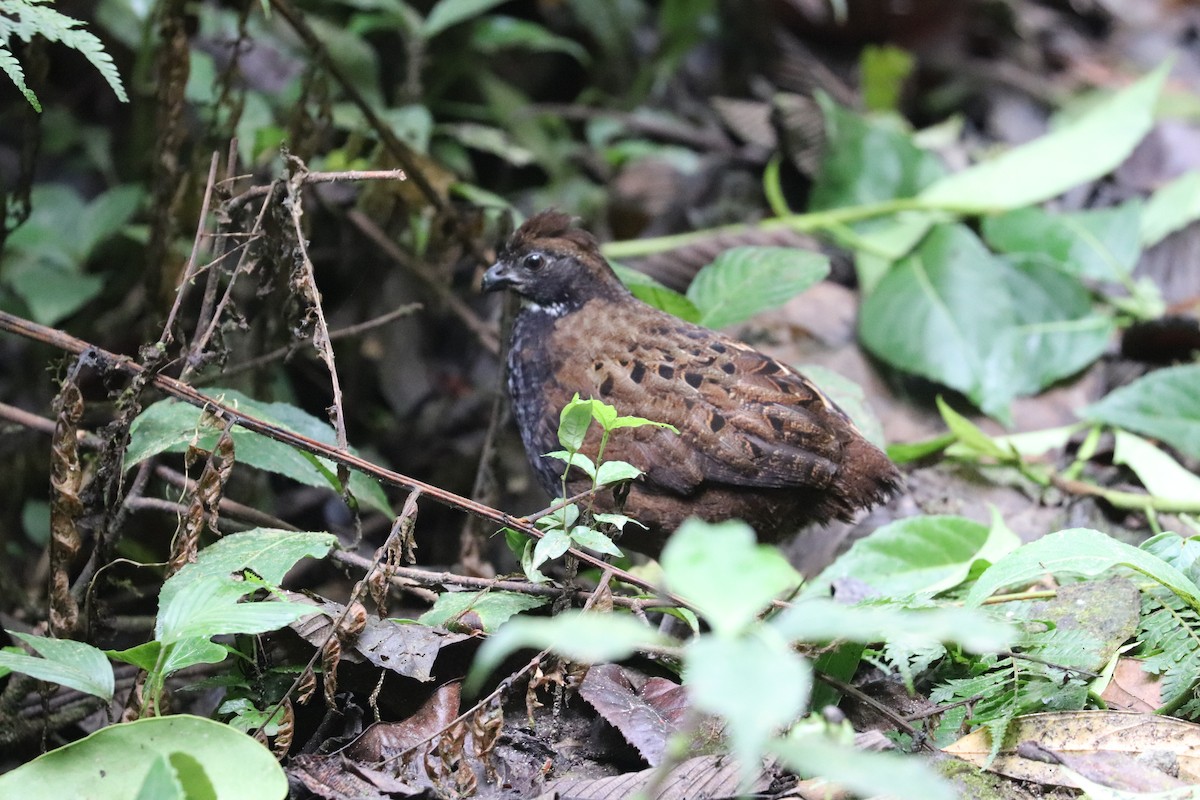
(157, 576, 318, 646)
(772, 600, 1013, 653)
(918, 62, 1169, 212)
(686, 246, 830, 329)
(612, 263, 701, 322)
(983, 202, 1142, 281)
(662, 519, 801, 635)
(0, 715, 286, 799)
(1141, 170, 1200, 246)
(809, 95, 945, 210)
(684, 634, 810, 778)
(0, 632, 113, 701)
(158, 529, 336, 610)
(965, 528, 1200, 610)
(1083, 364, 1200, 461)
(149, 530, 332, 676)
(859, 224, 1115, 420)
(805, 514, 1017, 599)
(126, 389, 392, 515)
(772, 726, 955, 800)
(7, 266, 105, 325)
(1113, 430, 1200, 504)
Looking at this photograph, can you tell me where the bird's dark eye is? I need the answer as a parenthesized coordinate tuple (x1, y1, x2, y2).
(522, 252, 545, 271)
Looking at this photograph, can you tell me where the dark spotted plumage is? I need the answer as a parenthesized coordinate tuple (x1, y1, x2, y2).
(482, 210, 900, 556)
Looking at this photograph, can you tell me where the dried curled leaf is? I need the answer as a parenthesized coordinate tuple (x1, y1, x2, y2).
(49, 379, 84, 637)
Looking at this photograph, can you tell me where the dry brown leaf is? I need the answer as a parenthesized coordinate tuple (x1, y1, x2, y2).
(290, 597, 470, 681)
(547, 754, 775, 800)
(1101, 657, 1161, 712)
(945, 710, 1200, 787)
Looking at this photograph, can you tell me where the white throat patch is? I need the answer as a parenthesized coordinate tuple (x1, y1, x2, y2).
(523, 299, 569, 318)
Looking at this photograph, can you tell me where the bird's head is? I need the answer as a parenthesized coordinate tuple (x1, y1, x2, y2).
(481, 210, 627, 313)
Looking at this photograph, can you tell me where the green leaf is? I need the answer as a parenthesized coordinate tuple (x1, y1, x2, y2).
(438, 122, 533, 167)
(79, 185, 143, 257)
(1142, 533, 1200, 587)
(531, 529, 571, 570)
(684, 633, 810, 776)
(594, 460, 641, 486)
(588, 398, 618, 430)
(772, 726, 956, 800)
(860, 44, 914, 113)
(152, 531, 330, 675)
(965, 528, 1200, 610)
(983, 202, 1142, 282)
(536, 503, 579, 531)
(557, 395, 594, 451)
(418, 591, 547, 632)
(592, 512, 646, 531)
(568, 525, 623, 557)
(470, 15, 589, 62)
(0, 44, 40, 111)
(917, 62, 1169, 212)
(859, 224, 1115, 420)
(125, 390, 392, 515)
(612, 264, 702, 322)
(937, 396, 1009, 460)
(306, 17, 381, 105)
(610, 415, 678, 433)
(1082, 364, 1200, 461)
(887, 434, 954, 463)
(134, 755, 185, 800)
(0, 715, 286, 799)
(105, 641, 162, 672)
(465, 612, 666, 694)
(810, 95, 945, 210)
(661, 519, 801, 635)
(684, 246, 830, 329)
(945, 423, 1082, 461)
(543, 449, 597, 480)
(1112, 430, 1200, 504)
(772, 600, 1013, 653)
(1142, 170, 1200, 246)
(7, 265, 104, 325)
(157, 575, 317, 647)
(421, 0, 510, 38)
(0, 632, 114, 701)
(807, 514, 1016, 598)
(158, 529, 335, 611)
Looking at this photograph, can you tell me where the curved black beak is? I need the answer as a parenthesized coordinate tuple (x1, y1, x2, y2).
(481, 261, 517, 293)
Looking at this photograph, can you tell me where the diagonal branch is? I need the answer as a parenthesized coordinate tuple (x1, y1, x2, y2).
(0, 310, 686, 607)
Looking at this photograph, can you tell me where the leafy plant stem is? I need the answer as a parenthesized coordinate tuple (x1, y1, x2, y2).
(601, 197, 961, 260)
(980, 589, 1059, 605)
(1063, 424, 1103, 481)
(1050, 474, 1200, 514)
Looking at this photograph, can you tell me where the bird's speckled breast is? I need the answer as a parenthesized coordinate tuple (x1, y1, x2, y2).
(507, 304, 569, 494)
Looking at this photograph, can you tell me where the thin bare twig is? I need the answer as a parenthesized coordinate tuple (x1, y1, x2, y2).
(215, 304, 422, 381)
(345, 209, 500, 355)
(224, 168, 407, 208)
(332, 550, 674, 611)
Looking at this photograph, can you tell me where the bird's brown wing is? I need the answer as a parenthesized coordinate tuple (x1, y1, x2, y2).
(552, 307, 852, 495)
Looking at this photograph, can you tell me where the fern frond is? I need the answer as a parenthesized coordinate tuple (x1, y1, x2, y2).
(0, 0, 127, 108)
(0, 41, 38, 110)
(1137, 588, 1200, 715)
(868, 641, 945, 694)
(930, 622, 1099, 760)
